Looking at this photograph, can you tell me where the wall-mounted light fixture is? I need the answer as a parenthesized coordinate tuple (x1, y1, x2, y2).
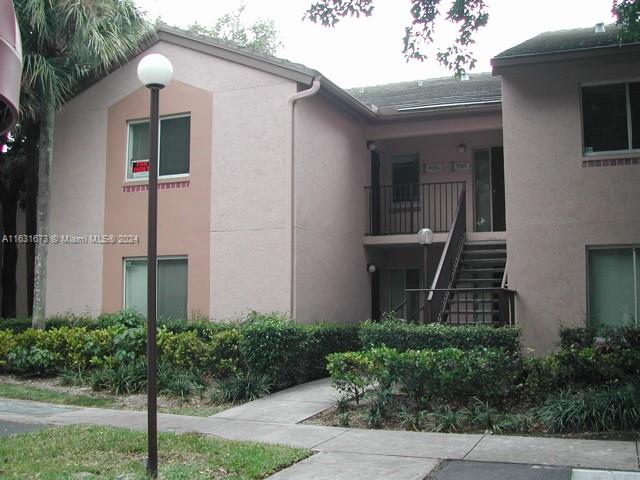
(367, 264, 377, 273)
(457, 144, 467, 154)
(367, 141, 377, 151)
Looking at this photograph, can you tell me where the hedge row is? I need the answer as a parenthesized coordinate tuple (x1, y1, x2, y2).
(327, 346, 521, 407)
(359, 320, 520, 353)
(0, 313, 361, 389)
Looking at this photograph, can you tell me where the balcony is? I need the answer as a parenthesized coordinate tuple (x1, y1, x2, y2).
(365, 181, 466, 235)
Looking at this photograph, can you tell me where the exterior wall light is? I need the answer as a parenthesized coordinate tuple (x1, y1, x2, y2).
(367, 264, 377, 273)
(457, 144, 467, 154)
(417, 228, 434, 245)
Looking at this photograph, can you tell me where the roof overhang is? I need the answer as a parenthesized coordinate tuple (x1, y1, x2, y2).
(491, 43, 640, 75)
(372, 100, 501, 122)
(156, 28, 317, 85)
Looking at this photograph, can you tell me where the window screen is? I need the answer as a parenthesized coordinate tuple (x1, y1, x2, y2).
(124, 257, 188, 319)
(582, 84, 628, 153)
(159, 116, 191, 176)
(392, 157, 419, 202)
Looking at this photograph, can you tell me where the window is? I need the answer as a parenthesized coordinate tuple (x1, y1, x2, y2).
(392, 155, 419, 202)
(588, 247, 639, 331)
(124, 257, 188, 319)
(127, 115, 191, 180)
(582, 82, 640, 153)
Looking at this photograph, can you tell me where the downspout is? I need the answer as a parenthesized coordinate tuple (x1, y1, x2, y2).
(288, 77, 321, 318)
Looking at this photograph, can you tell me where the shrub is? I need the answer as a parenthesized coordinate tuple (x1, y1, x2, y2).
(328, 346, 522, 407)
(157, 329, 210, 371)
(96, 310, 144, 329)
(552, 347, 640, 387)
(206, 329, 243, 377)
(559, 326, 597, 349)
(359, 320, 520, 353)
(158, 364, 205, 398)
(90, 359, 147, 395)
(303, 324, 361, 381)
(239, 313, 309, 387)
(326, 351, 377, 404)
(0, 330, 16, 369)
(535, 383, 640, 433)
(217, 371, 272, 402)
(6, 347, 57, 376)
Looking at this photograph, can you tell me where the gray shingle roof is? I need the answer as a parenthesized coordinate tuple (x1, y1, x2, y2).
(347, 73, 501, 110)
(494, 23, 637, 60)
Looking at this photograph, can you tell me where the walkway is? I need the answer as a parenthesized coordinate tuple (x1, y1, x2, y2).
(0, 379, 639, 479)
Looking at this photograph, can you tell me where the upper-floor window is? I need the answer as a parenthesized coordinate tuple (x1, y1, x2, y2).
(127, 114, 191, 180)
(582, 82, 640, 154)
(392, 154, 419, 202)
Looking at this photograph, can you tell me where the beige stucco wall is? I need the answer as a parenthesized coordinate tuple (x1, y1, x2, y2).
(210, 80, 295, 320)
(500, 53, 640, 354)
(292, 94, 370, 323)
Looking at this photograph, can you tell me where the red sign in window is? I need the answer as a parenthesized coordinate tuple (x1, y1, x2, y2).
(131, 159, 149, 178)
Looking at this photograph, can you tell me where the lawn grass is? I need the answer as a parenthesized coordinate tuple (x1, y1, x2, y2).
(161, 404, 229, 417)
(0, 381, 232, 416)
(0, 383, 116, 408)
(0, 425, 310, 479)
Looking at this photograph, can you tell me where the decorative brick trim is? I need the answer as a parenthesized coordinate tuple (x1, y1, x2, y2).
(122, 180, 190, 193)
(582, 157, 640, 168)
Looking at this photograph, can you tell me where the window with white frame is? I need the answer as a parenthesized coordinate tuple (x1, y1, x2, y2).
(127, 115, 191, 180)
(124, 257, 188, 319)
(582, 82, 640, 154)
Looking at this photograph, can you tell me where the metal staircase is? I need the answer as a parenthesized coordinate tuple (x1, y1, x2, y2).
(443, 241, 507, 325)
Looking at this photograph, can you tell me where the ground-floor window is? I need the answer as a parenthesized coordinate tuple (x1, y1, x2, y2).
(390, 268, 420, 319)
(588, 247, 639, 331)
(124, 257, 188, 319)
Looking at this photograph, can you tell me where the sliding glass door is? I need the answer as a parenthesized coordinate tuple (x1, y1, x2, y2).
(588, 247, 639, 331)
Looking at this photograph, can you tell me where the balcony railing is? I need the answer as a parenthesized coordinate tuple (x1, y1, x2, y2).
(365, 181, 466, 235)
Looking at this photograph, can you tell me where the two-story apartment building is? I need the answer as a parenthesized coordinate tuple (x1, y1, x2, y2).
(43, 23, 640, 353)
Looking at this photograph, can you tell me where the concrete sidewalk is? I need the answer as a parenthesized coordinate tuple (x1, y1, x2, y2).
(0, 379, 639, 479)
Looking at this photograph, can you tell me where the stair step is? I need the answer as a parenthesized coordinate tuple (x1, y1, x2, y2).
(445, 309, 500, 315)
(461, 258, 507, 265)
(459, 267, 505, 273)
(456, 277, 502, 282)
(463, 249, 506, 256)
(464, 242, 506, 248)
(448, 299, 499, 304)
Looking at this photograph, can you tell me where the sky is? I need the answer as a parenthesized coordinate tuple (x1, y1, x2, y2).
(134, 0, 618, 88)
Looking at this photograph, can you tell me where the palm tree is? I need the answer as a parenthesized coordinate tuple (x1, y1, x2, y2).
(14, 0, 152, 328)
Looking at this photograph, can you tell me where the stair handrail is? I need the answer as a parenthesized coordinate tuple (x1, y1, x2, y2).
(500, 259, 509, 289)
(426, 188, 466, 322)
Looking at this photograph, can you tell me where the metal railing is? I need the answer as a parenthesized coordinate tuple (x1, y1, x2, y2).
(366, 181, 466, 235)
(425, 188, 467, 322)
(407, 287, 516, 326)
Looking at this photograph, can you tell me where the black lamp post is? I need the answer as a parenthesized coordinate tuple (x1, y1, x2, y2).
(136, 53, 173, 479)
(417, 228, 434, 323)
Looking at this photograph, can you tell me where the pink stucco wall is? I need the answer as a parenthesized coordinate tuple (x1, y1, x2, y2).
(293, 94, 370, 323)
(501, 53, 640, 353)
(102, 80, 212, 316)
(47, 40, 298, 318)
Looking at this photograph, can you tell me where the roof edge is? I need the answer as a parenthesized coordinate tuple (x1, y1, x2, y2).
(156, 28, 316, 85)
(491, 42, 640, 73)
